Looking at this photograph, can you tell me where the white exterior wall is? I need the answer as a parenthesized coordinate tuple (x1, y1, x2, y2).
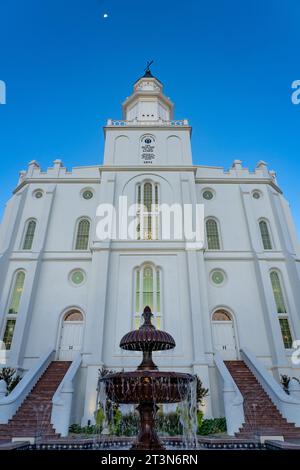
(0, 75, 300, 426)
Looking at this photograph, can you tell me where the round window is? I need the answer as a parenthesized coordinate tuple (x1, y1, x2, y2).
(82, 189, 94, 200)
(33, 190, 43, 199)
(252, 191, 261, 200)
(144, 138, 152, 144)
(203, 190, 214, 200)
(70, 270, 85, 286)
(211, 270, 225, 286)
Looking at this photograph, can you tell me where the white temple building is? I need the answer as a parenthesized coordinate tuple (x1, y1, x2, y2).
(0, 68, 300, 437)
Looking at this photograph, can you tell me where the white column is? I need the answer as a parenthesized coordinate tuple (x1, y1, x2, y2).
(197, 251, 214, 361)
(267, 188, 300, 340)
(240, 185, 287, 367)
(81, 174, 116, 424)
(0, 188, 29, 334)
(9, 185, 57, 368)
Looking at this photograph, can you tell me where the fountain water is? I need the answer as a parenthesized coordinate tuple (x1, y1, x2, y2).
(100, 306, 196, 450)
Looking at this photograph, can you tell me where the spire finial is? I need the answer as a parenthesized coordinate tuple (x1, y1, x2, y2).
(145, 60, 154, 73)
(143, 60, 154, 78)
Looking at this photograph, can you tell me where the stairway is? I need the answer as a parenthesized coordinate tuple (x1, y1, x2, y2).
(225, 360, 300, 440)
(0, 361, 70, 442)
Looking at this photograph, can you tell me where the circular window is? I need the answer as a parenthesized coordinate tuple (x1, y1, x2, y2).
(33, 190, 43, 199)
(70, 270, 85, 286)
(211, 270, 226, 286)
(82, 189, 94, 200)
(203, 189, 214, 200)
(144, 138, 152, 144)
(252, 191, 261, 200)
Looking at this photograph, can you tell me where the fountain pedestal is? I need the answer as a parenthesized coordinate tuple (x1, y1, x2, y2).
(132, 403, 161, 450)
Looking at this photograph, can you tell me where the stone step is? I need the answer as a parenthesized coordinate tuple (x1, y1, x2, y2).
(0, 361, 70, 439)
(225, 360, 300, 439)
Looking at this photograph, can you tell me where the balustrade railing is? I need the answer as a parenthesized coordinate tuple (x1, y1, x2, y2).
(106, 119, 189, 127)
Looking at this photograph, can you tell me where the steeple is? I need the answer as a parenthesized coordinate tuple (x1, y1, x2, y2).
(122, 63, 174, 122)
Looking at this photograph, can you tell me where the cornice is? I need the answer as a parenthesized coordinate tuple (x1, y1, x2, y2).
(12, 168, 282, 195)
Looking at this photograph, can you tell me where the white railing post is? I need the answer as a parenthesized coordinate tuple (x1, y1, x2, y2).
(0, 349, 55, 424)
(289, 378, 300, 401)
(0, 380, 7, 400)
(214, 352, 245, 435)
(106, 119, 189, 127)
(241, 348, 300, 426)
(51, 353, 81, 437)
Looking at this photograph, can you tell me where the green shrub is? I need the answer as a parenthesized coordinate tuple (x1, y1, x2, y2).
(197, 410, 204, 431)
(69, 424, 102, 435)
(69, 414, 226, 437)
(198, 417, 227, 435)
(157, 412, 182, 436)
(119, 412, 139, 437)
(110, 408, 122, 435)
(95, 407, 105, 427)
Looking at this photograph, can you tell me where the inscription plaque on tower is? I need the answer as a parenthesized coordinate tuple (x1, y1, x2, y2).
(141, 135, 156, 163)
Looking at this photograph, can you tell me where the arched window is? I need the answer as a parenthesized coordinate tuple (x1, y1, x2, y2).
(134, 264, 162, 329)
(2, 270, 25, 350)
(270, 271, 286, 314)
(8, 271, 25, 314)
(212, 310, 232, 321)
(259, 220, 272, 250)
(22, 219, 36, 250)
(75, 219, 90, 250)
(136, 182, 160, 240)
(206, 219, 221, 250)
(270, 271, 293, 349)
(64, 310, 84, 322)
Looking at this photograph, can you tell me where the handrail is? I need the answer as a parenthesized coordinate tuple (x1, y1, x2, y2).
(51, 352, 82, 436)
(106, 119, 189, 127)
(241, 348, 300, 425)
(0, 348, 55, 423)
(214, 351, 245, 435)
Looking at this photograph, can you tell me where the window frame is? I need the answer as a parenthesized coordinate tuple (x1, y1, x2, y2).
(259, 219, 273, 251)
(74, 217, 91, 251)
(21, 218, 37, 251)
(205, 217, 222, 250)
(1, 269, 26, 351)
(136, 181, 160, 240)
(270, 269, 293, 350)
(134, 264, 162, 329)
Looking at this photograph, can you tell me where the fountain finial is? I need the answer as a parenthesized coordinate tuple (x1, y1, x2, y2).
(141, 306, 153, 327)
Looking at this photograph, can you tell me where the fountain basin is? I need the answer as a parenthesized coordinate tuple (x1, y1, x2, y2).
(101, 370, 194, 404)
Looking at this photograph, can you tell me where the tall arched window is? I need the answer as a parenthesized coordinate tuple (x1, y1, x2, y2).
(206, 219, 221, 250)
(259, 220, 272, 250)
(270, 271, 293, 349)
(2, 270, 26, 350)
(75, 219, 90, 250)
(134, 264, 162, 329)
(22, 219, 37, 250)
(136, 182, 160, 240)
(8, 271, 25, 314)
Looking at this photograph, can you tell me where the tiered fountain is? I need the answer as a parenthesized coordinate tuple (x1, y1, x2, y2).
(101, 306, 195, 450)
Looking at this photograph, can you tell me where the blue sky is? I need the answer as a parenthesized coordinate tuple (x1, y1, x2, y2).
(0, 0, 299, 235)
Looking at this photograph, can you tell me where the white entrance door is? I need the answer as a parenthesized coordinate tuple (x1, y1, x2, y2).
(212, 321, 237, 360)
(59, 321, 84, 361)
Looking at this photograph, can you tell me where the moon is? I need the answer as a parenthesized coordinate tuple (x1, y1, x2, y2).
(103, 13, 108, 18)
